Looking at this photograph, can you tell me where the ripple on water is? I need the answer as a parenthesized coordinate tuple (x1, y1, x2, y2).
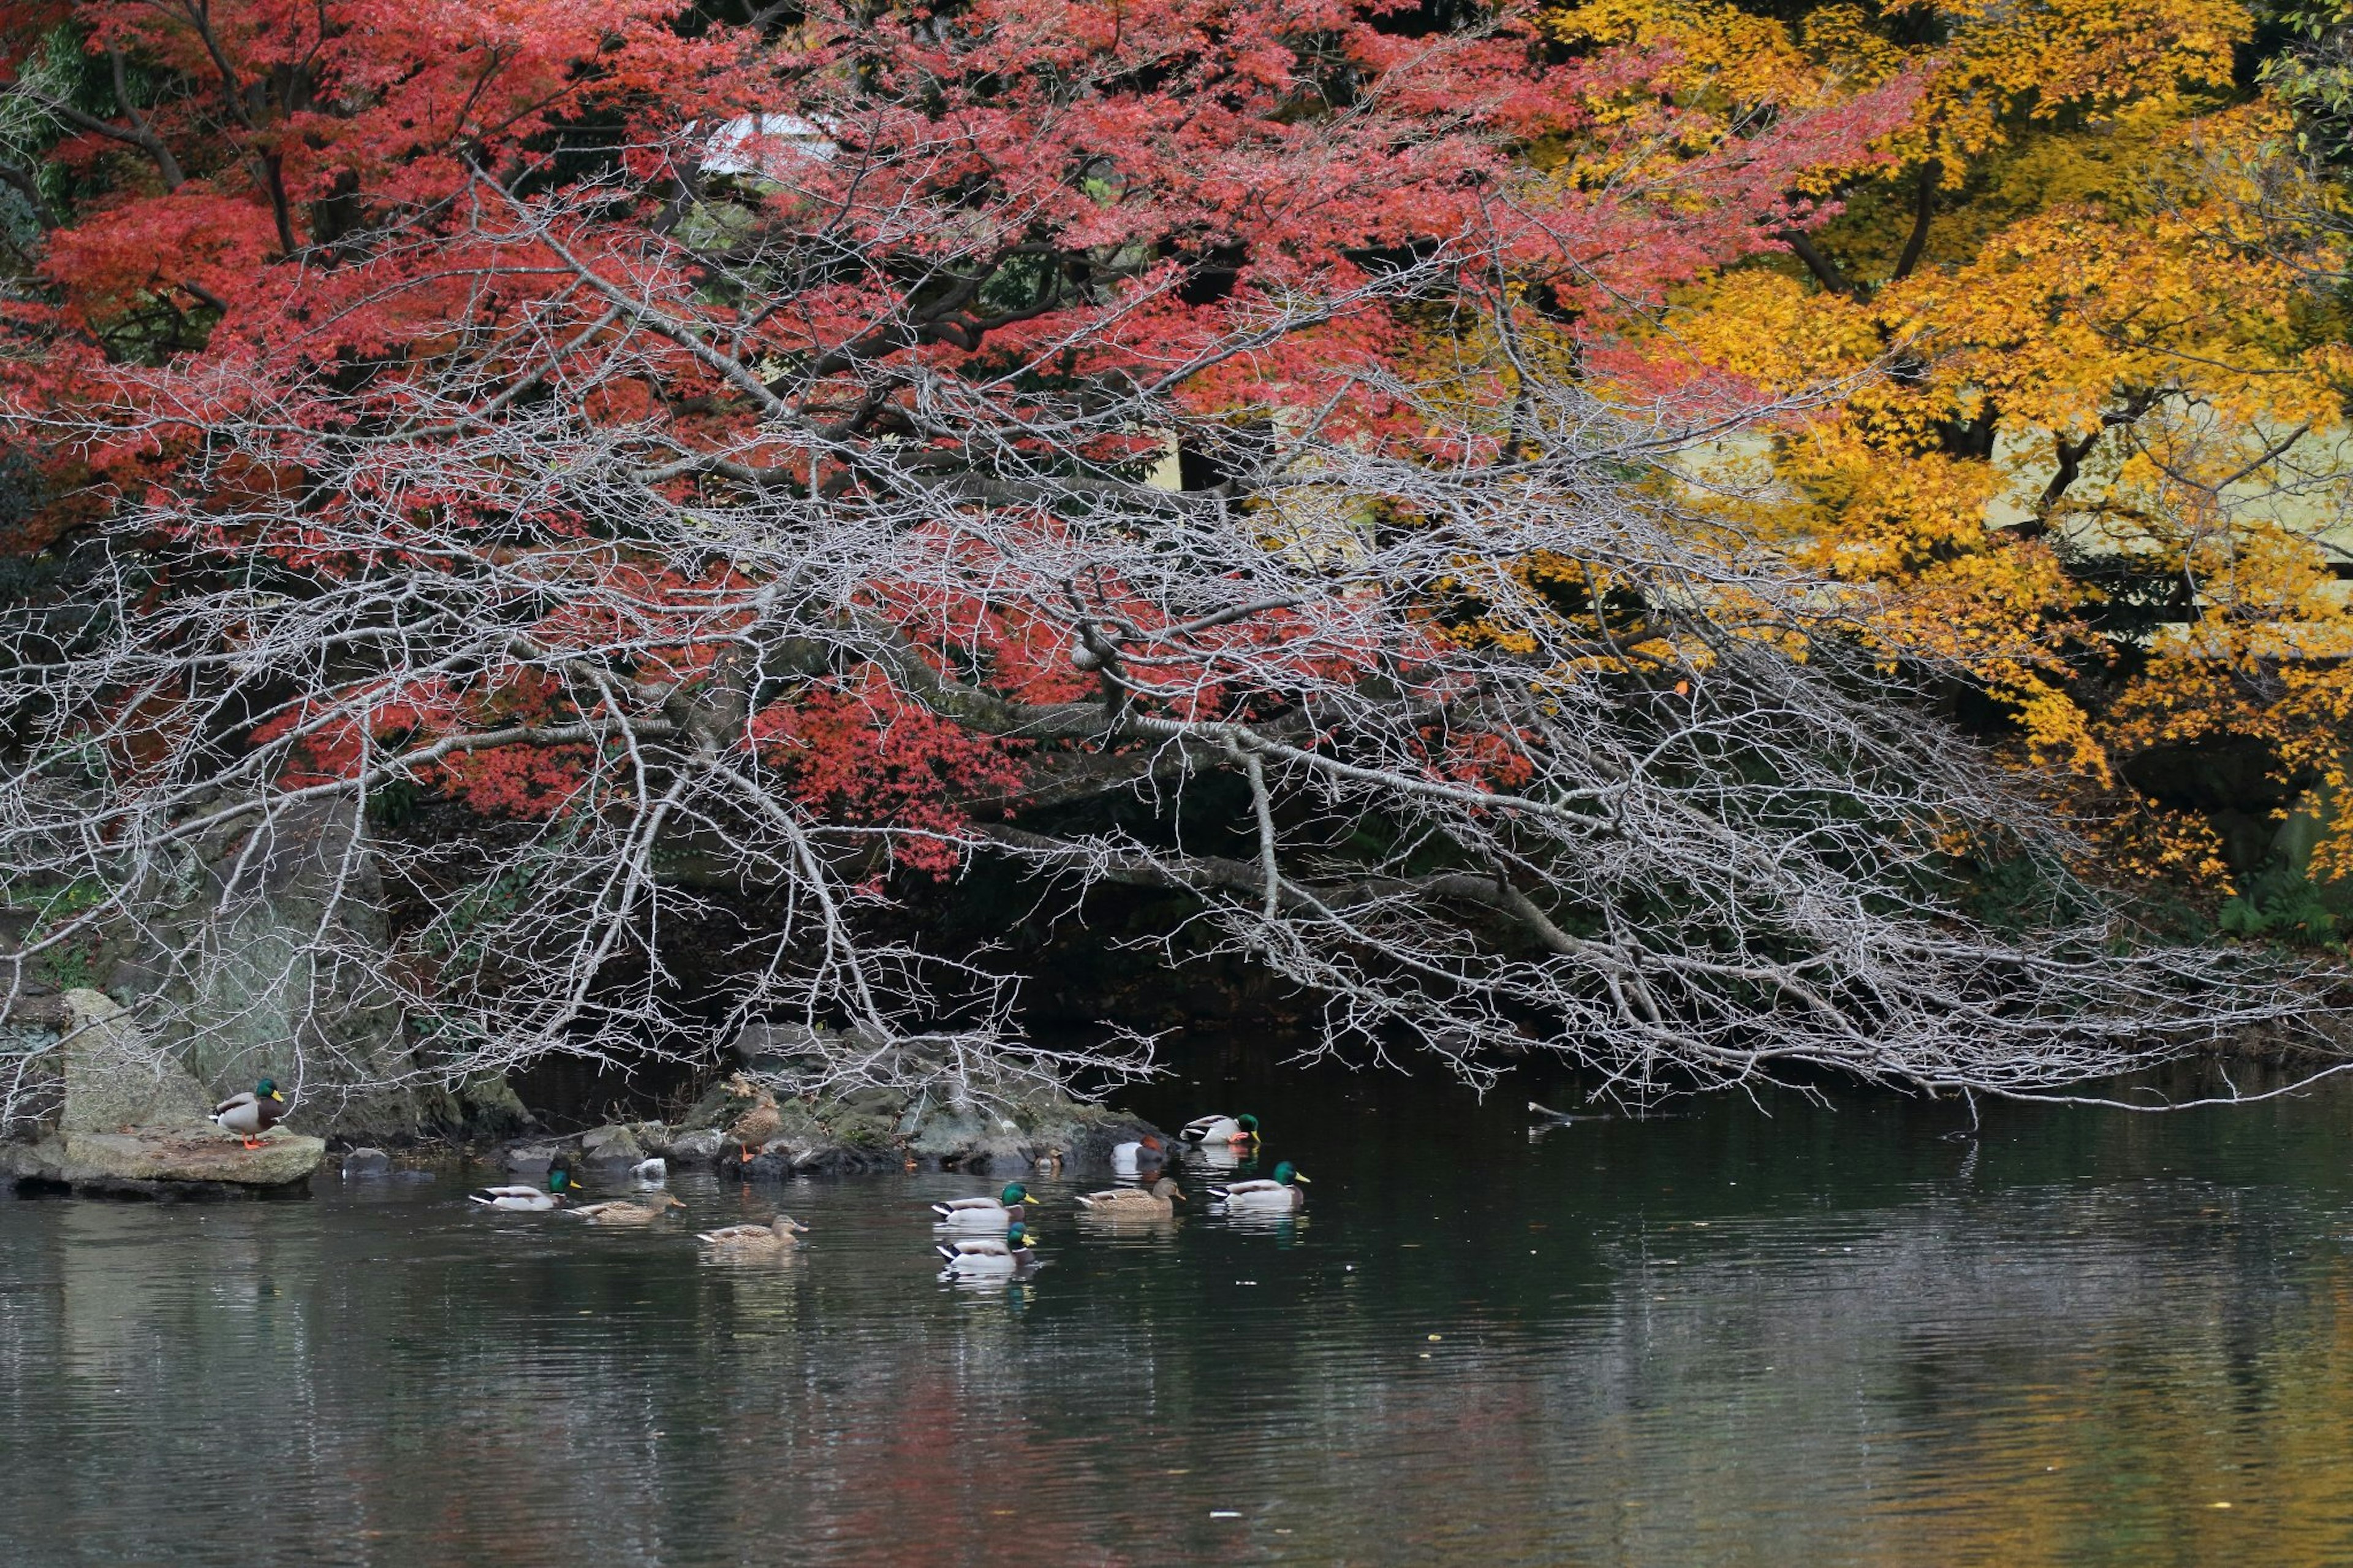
(7, 1074, 2353, 1564)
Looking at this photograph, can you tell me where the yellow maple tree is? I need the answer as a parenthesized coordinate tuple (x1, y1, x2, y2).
(1550, 0, 2353, 928)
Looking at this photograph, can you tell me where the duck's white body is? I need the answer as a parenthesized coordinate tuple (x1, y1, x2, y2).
(931, 1197, 1020, 1231)
(471, 1186, 564, 1212)
(1179, 1115, 1249, 1146)
(211, 1097, 267, 1136)
(1112, 1140, 1167, 1175)
(1211, 1178, 1305, 1212)
(936, 1235, 1034, 1275)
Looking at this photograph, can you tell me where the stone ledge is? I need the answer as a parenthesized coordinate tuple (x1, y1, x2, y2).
(2, 1126, 325, 1195)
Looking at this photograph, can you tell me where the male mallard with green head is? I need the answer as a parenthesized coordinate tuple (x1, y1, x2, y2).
(211, 1078, 287, 1148)
(471, 1167, 576, 1211)
(1210, 1161, 1309, 1211)
(1074, 1176, 1183, 1219)
(938, 1222, 1037, 1275)
(1178, 1113, 1259, 1148)
(931, 1182, 1029, 1230)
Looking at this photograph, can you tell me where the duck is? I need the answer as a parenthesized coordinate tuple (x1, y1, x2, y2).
(210, 1078, 287, 1148)
(1111, 1135, 1167, 1176)
(931, 1182, 1029, 1230)
(469, 1168, 577, 1212)
(1074, 1176, 1183, 1219)
(697, 1213, 809, 1258)
(1210, 1161, 1309, 1211)
(937, 1221, 1037, 1276)
(1178, 1113, 1259, 1148)
(726, 1078, 783, 1165)
(565, 1193, 687, 1225)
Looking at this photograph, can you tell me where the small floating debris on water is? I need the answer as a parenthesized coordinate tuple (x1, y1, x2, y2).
(1210, 1510, 1241, 1519)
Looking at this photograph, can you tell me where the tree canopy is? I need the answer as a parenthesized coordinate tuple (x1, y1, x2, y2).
(0, 0, 2343, 1114)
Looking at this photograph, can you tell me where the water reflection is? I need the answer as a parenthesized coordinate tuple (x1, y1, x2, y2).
(5, 1061, 2353, 1564)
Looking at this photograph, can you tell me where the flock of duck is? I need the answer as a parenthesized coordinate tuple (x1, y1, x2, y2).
(464, 1111, 1311, 1278)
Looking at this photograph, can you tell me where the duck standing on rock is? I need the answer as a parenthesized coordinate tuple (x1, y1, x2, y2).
(931, 1183, 1029, 1231)
(697, 1214, 809, 1259)
(1179, 1113, 1259, 1149)
(567, 1193, 688, 1225)
(938, 1222, 1037, 1276)
(210, 1078, 287, 1149)
(726, 1078, 784, 1167)
(1211, 1161, 1309, 1212)
(1074, 1177, 1183, 1219)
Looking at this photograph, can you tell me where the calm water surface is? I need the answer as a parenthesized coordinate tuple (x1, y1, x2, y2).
(7, 1046, 2353, 1566)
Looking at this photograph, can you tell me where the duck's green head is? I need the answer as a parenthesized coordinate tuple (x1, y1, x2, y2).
(257, 1078, 281, 1100)
(1006, 1222, 1031, 1249)
(1236, 1114, 1259, 1136)
(1273, 1161, 1308, 1186)
(547, 1166, 574, 1192)
(999, 1183, 1029, 1207)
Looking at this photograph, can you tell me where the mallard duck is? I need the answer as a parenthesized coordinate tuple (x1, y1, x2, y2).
(726, 1080, 784, 1165)
(1178, 1113, 1259, 1148)
(931, 1182, 1028, 1230)
(937, 1222, 1037, 1275)
(1074, 1176, 1182, 1218)
(469, 1168, 575, 1212)
(697, 1213, 809, 1257)
(1112, 1135, 1167, 1175)
(1211, 1161, 1309, 1211)
(210, 1078, 287, 1148)
(566, 1193, 687, 1225)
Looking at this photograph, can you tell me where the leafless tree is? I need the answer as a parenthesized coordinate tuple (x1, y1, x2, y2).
(0, 137, 2333, 1129)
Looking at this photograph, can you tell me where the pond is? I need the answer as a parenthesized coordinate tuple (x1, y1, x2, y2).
(6, 1042, 2353, 1566)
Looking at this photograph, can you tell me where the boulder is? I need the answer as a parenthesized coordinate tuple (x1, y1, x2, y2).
(667, 1129, 723, 1163)
(56, 990, 213, 1134)
(502, 1142, 567, 1175)
(910, 1107, 1031, 1171)
(579, 1124, 645, 1166)
(107, 798, 422, 1142)
(341, 1146, 393, 1177)
(4, 1127, 324, 1192)
(0, 991, 325, 1195)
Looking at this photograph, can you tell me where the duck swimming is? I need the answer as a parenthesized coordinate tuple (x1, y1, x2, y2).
(469, 1167, 577, 1212)
(1074, 1177, 1183, 1219)
(697, 1214, 809, 1258)
(931, 1183, 1029, 1230)
(1111, 1135, 1167, 1176)
(1210, 1161, 1309, 1211)
(211, 1078, 287, 1148)
(1178, 1113, 1258, 1148)
(937, 1222, 1037, 1275)
(566, 1193, 687, 1225)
